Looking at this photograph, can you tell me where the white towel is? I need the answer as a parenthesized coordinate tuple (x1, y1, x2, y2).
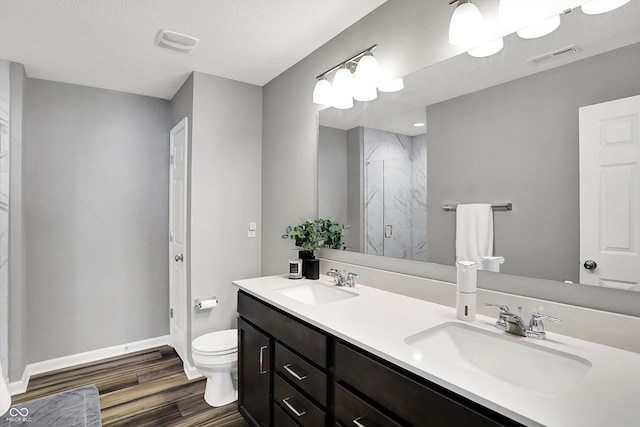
(456, 203, 493, 268)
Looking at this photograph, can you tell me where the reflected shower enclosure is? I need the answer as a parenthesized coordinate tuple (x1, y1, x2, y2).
(318, 126, 427, 261)
(364, 128, 427, 261)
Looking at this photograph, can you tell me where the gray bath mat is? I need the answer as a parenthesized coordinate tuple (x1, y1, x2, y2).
(1, 384, 102, 426)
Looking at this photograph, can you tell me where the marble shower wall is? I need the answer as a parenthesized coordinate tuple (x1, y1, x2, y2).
(0, 61, 9, 377)
(364, 128, 427, 261)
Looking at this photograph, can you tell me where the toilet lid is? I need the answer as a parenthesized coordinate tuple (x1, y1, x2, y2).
(193, 329, 238, 354)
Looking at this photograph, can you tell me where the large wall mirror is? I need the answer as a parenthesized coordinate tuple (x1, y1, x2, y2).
(318, 2, 640, 313)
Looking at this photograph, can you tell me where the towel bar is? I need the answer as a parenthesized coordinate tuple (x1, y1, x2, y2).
(443, 203, 512, 212)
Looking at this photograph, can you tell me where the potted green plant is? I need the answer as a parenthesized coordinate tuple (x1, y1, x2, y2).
(282, 218, 346, 279)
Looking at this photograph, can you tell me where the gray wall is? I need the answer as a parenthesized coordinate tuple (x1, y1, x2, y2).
(262, 0, 461, 275)
(427, 43, 640, 283)
(24, 79, 171, 362)
(188, 72, 262, 348)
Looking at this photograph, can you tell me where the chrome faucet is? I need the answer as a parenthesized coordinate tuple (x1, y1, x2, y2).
(485, 303, 561, 339)
(327, 269, 358, 287)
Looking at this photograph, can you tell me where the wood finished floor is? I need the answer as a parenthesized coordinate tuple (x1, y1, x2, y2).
(11, 345, 249, 427)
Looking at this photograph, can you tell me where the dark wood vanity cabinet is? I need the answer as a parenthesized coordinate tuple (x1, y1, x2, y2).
(238, 317, 271, 426)
(334, 341, 517, 426)
(238, 291, 330, 426)
(237, 290, 519, 427)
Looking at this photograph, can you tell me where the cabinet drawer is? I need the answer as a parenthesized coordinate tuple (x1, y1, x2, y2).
(335, 383, 402, 427)
(274, 374, 325, 427)
(275, 342, 327, 407)
(238, 291, 327, 368)
(335, 342, 509, 426)
(274, 401, 300, 427)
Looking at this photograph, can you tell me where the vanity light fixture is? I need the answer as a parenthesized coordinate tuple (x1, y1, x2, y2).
(449, 0, 503, 57)
(516, 14, 561, 39)
(448, 0, 486, 48)
(354, 50, 380, 88)
(332, 65, 355, 109)
(581, 0, 631, 15)
(312, 76, 333, 105)
(468, 37, 504, 58)
(312, 45, 403, 108)
(378, 77, 404, 93)
(498, 0, 560, 39)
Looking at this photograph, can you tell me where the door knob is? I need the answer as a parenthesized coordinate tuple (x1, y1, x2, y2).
(583, 260, 597, 270)
(175, 254, 184, 262)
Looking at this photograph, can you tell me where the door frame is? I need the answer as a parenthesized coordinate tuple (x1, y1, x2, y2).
(169, 117, 198, 378)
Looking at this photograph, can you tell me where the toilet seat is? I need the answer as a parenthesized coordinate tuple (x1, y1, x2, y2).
(192, 329, 238, 356)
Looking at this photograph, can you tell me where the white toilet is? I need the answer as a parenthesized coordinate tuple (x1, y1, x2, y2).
(192, 329, 238, 407)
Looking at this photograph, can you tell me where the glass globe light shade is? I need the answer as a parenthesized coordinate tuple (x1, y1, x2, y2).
(468, 37, 504, 58)
(355, 53, 380, 89)
(378, 77, 404, 93)
(499, 0, 558, 33)
(331, 66, 354, 109)
(517, 14, 560, 39)
(581, 0, 630, 15)
(312, 77, 333, 105)
(353, 83, 377, 102)
(449, 1, 485, 47)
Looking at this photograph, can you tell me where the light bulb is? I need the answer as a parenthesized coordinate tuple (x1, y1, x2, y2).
(449, 1, 485, 48)
(581, 0, 630, 15)
(312, 77, 333, 105)
(355, 52, 380, 89)
(517, 14, 560, 39)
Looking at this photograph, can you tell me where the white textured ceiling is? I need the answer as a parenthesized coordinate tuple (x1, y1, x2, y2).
(0, 0, 386, 99)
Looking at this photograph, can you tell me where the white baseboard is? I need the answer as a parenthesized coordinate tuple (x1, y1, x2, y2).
(8, 335, 170, 395)
(183, 361, 202, 380)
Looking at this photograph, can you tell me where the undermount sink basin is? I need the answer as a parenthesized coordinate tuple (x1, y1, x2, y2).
(405, 322, 592, 398)
(273, 280, 358, 305)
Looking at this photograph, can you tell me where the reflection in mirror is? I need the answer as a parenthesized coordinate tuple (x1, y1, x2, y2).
(318, 2, 640, 290)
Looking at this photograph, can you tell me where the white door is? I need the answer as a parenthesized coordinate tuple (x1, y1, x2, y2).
(170, 118, 189, 362)
(579, 95, 640, 289)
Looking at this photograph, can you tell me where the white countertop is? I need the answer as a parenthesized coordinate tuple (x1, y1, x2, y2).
(234, 274, 640, 426)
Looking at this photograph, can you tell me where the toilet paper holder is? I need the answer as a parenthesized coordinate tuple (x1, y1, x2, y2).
(195, 297, 218, 310)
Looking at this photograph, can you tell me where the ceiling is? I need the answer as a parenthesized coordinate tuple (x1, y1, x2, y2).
(0, 0, 387, 99)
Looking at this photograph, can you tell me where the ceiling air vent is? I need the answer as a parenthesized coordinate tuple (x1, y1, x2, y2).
(527, 44, 582, 64)
(155, 30, 199, 53)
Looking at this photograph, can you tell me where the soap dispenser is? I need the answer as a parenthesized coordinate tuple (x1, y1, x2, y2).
(456, 260, 478, 321)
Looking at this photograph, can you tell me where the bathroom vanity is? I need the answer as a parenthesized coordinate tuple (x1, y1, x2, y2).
(234, 275, 640, 426)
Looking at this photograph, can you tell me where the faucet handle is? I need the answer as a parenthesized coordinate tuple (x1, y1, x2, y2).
(485, 303, 510, 314)
(485, 303, 510, 331)
(346, 272, 359, 287)
(526, 312, 561, 340)
(530, 312, 562, 325)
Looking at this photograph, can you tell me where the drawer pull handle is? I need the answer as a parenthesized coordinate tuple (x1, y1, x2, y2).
(282, 397, 306, 417)
(259, 345, 268, 374)
(353, 417, 366, 427)
(283, 364, 307, 381)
